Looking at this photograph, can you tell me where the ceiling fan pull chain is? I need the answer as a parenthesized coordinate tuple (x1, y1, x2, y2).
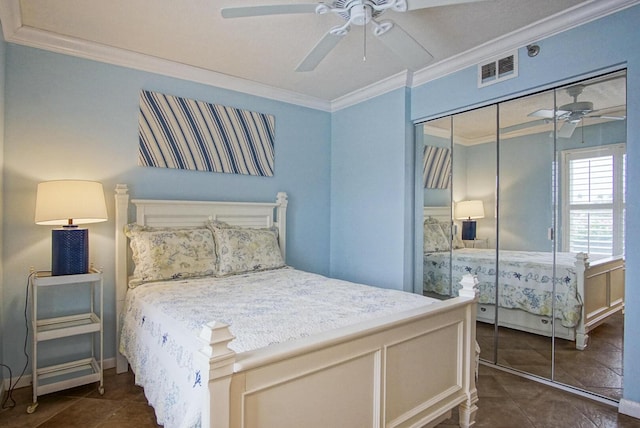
(363, 4, 367, 62)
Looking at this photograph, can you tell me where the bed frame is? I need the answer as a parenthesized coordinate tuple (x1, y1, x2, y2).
(113, 184, 480, 428)
(424, 206, 625, 350)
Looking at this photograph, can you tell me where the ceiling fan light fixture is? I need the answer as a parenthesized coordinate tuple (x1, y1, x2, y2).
(350, 4, 373, 25)
(373, 20, 393, 36)
(330, 25, 351, 36)
(559, 101, 593, 115)
(391, 0, 408, 12)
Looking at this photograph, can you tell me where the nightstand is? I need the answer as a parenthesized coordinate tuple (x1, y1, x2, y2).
(28, 268, 104, 414)
(463, 238, 488, 249)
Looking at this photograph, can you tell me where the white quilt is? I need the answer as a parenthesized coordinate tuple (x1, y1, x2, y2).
(120, 267, 436, 428)
(423, 248, 587, 327)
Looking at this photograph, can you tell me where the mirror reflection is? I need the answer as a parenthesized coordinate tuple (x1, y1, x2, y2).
(418, 70, 626, 401)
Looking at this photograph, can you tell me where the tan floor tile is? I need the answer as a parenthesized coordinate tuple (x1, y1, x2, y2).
(36, 397, 125, 428)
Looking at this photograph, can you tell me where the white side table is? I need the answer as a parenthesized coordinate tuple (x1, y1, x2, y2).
(28, 268, 104, 414)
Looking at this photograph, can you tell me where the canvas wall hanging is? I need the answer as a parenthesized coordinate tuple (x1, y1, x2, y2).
(423, 145, 451, 189)
(138, 90, 275, 176)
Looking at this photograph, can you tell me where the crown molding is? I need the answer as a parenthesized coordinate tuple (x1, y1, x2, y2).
(411, 0, 640, 89)
(331, 70, 411, 112)
(1, 0, 637, 113)
(0, 1, 331, 112)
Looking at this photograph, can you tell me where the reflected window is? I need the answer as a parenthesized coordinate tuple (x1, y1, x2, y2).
(561, 144, 626, 256)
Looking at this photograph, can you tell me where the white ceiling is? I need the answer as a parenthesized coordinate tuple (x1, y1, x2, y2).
(0, 0, 637, 110)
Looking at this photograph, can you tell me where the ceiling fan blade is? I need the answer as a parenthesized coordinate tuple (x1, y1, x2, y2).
(529, 108, 569, 119)
(375, 22, 433, 71)
(296, 32, 345, 72)
(586, 105, 626, 121)
(558, 121, 578, 138)
(405, 0, 487, 11)
(221, 3, 319, 18)
(500, 119, 550, 135)
(595, 115, 627, 120)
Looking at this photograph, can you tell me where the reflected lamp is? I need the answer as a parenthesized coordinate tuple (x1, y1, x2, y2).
(455, 200, 485, 241)
(35, 180, 108, 275)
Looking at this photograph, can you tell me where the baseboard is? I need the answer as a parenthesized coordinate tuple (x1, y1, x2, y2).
(2, 357, 116, 391)
(619, 398, 640, 419)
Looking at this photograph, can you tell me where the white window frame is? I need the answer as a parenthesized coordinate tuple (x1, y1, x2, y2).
(560, 143, 626, 256)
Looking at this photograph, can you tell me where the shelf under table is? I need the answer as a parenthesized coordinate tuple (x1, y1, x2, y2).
(36, 313, 101, 341)
(35, 357, 102, 396)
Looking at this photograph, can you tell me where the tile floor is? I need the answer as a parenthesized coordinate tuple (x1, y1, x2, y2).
(477, 312, 624, 400)
(0, 364, 638, 427)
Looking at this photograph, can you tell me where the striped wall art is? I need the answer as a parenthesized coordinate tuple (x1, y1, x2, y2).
(423, 145, 451, 189)
(138, 90, 275, 176)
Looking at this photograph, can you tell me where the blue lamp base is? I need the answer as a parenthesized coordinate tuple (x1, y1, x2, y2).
(52, 227, 88, 276)
(461, 220, 477, 241)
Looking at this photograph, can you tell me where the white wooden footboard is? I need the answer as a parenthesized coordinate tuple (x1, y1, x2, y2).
(474, 253, 625, 350)
(199, 283, 479, 428)
(574, 254, 625, 350)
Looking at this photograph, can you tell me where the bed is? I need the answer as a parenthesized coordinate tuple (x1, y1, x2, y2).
(113, 184, 480, 428)
(423, 206, 625, 350)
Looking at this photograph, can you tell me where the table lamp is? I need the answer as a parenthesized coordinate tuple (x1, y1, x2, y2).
(35, 180, 108, 275)
(455, 200, 485, 241)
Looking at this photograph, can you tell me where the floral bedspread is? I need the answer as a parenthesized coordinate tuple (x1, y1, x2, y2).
(423, 248, 585, 328)
(120, 267, 435, 428)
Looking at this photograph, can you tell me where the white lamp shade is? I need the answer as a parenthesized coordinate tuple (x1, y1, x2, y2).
(455, 200, 485, 220)
(35, 180, 108, 225)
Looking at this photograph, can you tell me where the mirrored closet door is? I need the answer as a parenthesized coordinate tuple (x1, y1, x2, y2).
(417, 70, 627, 401)
(495, 90, 556, 379)
(550, 72, 626, 400)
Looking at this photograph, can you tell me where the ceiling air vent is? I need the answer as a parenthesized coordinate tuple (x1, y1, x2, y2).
(478, 51, 518, 88)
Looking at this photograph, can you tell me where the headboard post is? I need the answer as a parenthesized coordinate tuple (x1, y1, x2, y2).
(276, 192, 288, 260)
(115, 184, 130, 373)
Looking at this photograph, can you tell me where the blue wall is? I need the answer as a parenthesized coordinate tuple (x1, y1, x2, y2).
(1, 44, 331, 372)
(411, 3, 640, 407)
(1, 1, 639, 412)
(456, 119, 626, 252)
(330, 88, 414, 292)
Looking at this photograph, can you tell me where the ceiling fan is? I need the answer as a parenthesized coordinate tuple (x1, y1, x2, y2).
(221, 0, 487, 72)
(502, 84, 626, 138)
(530, 85, 627, 138)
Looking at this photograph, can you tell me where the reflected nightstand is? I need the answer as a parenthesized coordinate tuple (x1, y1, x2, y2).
(463, 238, 488, 249)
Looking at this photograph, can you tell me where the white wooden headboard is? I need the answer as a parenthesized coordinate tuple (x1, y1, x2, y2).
(114, 184, 288, 372)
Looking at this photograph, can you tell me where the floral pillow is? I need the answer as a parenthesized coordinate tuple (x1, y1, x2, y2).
(439, 221, 465, 249)
(423, 221, 451, 253)
(124, 224, 216, 287)
(207, 220, 285, 276)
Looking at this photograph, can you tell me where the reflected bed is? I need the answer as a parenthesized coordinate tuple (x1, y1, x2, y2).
(423, 207, 624, 350)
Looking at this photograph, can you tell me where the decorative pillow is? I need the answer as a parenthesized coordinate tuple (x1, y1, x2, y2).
(124, 224, 216, 287)
(423, 222, 450, 253)
(207, 220, 285, 276)
(423, 216, 440, 225)
(439, 221, 465, 249)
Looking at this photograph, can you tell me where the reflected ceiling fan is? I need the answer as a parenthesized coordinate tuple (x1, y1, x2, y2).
(221, 0, 487, 72)
(508, 84, 626, 138)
